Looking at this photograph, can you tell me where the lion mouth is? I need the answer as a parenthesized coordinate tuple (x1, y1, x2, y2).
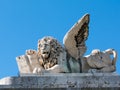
(41, 50, 50, 59)
(41, 50, 49, 54)
(42, 52, 49, 54)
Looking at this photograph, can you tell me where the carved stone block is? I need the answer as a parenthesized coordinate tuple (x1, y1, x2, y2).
(0, 73, 120, 90)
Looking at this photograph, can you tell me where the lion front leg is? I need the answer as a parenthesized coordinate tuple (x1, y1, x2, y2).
(32, 65, 65, 74)
(45, 65, 66, 73)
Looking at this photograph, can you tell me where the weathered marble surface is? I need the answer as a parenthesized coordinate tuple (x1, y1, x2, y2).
(0, 73, 120, 90)
(16, 14, 118, 74)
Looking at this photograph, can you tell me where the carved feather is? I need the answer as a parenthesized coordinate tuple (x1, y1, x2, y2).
(63, 14, 89, 59)
(74, 22, 89, 47)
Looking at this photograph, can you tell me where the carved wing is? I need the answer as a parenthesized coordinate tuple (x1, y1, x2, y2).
(63, 14, 89, 59)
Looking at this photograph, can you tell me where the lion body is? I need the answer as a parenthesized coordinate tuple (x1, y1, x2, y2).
(16, 37, 117, 74)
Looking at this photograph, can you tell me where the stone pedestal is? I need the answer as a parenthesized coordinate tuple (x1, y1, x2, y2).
(0, 73, 120, 90)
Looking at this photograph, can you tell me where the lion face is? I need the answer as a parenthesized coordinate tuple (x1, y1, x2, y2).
(39, 41, 51, 59)
(37, 36, 64, 69)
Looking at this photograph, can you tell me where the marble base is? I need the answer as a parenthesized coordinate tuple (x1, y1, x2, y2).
(0, 73, 120, 90)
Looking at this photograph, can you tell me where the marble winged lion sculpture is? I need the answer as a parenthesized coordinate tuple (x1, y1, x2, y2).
(16, 14, 117, 74)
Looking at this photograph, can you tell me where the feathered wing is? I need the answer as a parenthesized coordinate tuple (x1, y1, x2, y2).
(63, 14, 90, 59)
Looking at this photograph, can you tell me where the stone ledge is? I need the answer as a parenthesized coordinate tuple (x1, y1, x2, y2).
(0, 73, 120, 90)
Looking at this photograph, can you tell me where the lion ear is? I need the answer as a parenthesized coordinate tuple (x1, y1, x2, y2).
(63, 14, 89, 58)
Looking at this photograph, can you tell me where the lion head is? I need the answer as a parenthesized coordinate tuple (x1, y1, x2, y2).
(37, 36, 64, 69)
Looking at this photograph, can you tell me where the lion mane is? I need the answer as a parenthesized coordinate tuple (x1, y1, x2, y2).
(37, 36, 64, 69)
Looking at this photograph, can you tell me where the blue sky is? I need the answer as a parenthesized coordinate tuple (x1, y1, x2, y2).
(0, 0, 120, 78)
